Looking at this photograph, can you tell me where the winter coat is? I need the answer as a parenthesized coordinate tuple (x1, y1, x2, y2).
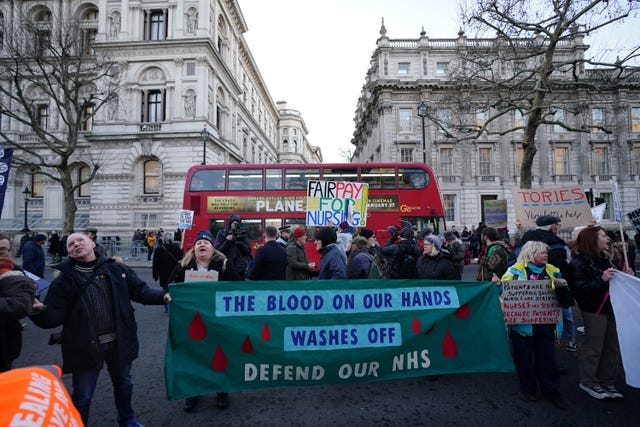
(477, 242, 512, 281)
(381, 239, 420, 279)
(169, 254, 241, 284)
(249, 241, 287, 280)
(286, 241, 311, 280)
(336, 231, 353, 255)
(318, 244, 347, 279)
(416, 251, 457, 280)
(215, 229, 251, 276)
(29, 255, 166, 373)
(21, 240, 45, 278)
(347, 249, 372, 279)
(446, 238, 466, 267)
(0, 270, 37, 372)
(152, 242, 184, 292)
(569, 254, 614, 314)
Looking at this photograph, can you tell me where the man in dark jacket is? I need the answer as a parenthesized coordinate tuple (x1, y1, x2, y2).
(286, 228, 315, 280)
(215, 214, 251, 279)
(248, 226, 287, 280)
(315, 227, 347, 279)
(30, 232, 170, 427)
(381, 227, 420, 279)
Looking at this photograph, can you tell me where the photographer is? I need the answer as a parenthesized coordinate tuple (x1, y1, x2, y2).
(215, 214, 251, 280)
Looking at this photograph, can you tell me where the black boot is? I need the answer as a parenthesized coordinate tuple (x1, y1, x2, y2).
(183, 396, 200, 413)
(216, 392, 229, 410)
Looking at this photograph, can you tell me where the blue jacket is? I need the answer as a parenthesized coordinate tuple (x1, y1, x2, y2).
(501, 261, 563, 337)
(347, 249, 372, 279)
(318, 244, 347, 279)
(22, 239, 45, 277)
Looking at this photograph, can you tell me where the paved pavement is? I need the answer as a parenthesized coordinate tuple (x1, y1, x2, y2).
(11, 261, 640, 427)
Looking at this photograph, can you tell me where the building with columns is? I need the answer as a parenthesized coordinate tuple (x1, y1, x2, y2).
(351, 23, 640, 232)
(0, 0, 321, 237)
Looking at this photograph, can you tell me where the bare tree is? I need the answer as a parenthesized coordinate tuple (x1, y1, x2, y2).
(424, 0, 639, 188)
(0, 12, 117, 234)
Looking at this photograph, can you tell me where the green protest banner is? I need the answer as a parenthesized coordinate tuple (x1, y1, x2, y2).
(165, 279, 513, 400)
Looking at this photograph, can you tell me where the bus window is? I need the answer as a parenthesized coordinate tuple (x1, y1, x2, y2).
(322, 168, 358, 182)
(265, 218, 282, 231)
(190, 169, 226, 191)
(399, 168, 429, 189)
(266, 168, 283, 190)
(285, 168, 320, 190)
(360, 167, 396, 189)
(229, 169, 263, 191)
(242, 219, 263, 241)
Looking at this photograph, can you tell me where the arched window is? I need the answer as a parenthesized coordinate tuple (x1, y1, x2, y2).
(78, 165, 91, 197)
(144, 160, 160, 194)
(31, 172, 44, 198)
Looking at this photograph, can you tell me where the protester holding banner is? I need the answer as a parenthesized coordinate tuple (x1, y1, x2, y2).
(499, 241, 572, 409)
(315, 227, 347, 279)
(29, 232, 170, 427)
(285, 228, 315, 280)
(417, 235, 456, 280)
(169, 229, 240, 412)
(569, 226, 633, 400)
(517, 215, 577, 352)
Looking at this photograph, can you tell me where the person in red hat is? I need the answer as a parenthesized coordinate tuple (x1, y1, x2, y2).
(286, 227, 315, 280)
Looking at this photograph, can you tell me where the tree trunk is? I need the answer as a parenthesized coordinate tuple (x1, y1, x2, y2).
(60, 172, 77, 236)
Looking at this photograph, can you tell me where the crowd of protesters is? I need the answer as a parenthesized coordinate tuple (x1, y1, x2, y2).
(1, 213, 637, 424)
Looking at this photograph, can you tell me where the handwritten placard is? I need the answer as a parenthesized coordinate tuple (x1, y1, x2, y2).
(511, 187, 592, 228)
(185, 269, 219, 282)
(501, 280, 561, 325)
(627, 208, 640, 233)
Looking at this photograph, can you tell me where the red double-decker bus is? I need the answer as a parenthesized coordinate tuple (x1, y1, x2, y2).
(181, 162, 446, 263)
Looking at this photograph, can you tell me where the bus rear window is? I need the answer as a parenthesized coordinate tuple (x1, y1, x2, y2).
(190, 169, 226, 191)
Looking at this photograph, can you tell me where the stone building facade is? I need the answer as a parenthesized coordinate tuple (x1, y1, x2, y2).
(351, 23, 640, 232)
(0, 0, 321, 236)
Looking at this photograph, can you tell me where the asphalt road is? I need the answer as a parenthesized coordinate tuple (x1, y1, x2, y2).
(13, 262, 639, 427)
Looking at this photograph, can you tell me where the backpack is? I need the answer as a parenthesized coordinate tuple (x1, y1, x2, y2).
(398, 244, 417, 279)
(363, 252, 384, 279)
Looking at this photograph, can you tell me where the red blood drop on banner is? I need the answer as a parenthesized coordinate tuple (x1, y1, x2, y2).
(211, 345, 228, 371)
(412, 316, 421, 334)
(455, 303, 470, 319)
(424, 321, 436, 335)
(242, 335, 254, 353)
(442, 330, 458, 358)
(261, 322, 271, 342)
(188, 311, 207, 340)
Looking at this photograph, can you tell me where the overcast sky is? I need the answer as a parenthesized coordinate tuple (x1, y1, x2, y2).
(239, 0, 639, 163)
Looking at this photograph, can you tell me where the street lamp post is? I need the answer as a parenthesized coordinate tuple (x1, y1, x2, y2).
(22, 185, 31, 233)
(417, 101, 429, 164)
(200, 126, 209, 165)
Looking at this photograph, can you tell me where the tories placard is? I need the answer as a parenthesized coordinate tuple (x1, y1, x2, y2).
(511, 187, 592, 228)
(165, 279, 514, 399)
(501, 280, 562, 325)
